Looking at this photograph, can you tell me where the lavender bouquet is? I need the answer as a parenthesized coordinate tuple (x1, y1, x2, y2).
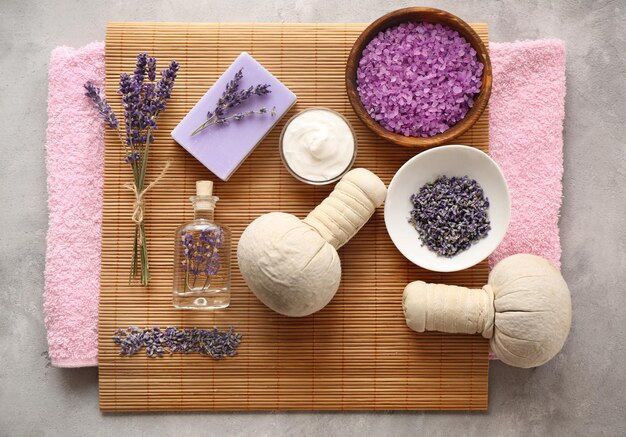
(191, 68, 275, 136)
(85, 53, 180, 286)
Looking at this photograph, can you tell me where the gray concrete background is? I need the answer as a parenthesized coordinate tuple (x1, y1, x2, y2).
(1, 0, 625, 435)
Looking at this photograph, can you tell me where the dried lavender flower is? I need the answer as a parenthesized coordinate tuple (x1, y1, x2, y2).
(147, 56, 157, 82)
(191, 68, 272, 136)
(118, 73, 135, 96)
(215, 107, 276, 125)
(113, 326, 242, 359)
(214, 68, 244, 117)
(134, 53, 149, 85)
(225, 82, 272, 110)
(124, 152, 141, 164)
(155, 60, 180, 109)
(408, 175, 490, 257)
(83, 81, 119, 129)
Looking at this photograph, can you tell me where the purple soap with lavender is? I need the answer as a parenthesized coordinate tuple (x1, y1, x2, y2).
(171, 52, 296, 181)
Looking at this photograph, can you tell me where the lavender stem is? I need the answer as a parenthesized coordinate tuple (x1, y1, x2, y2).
(190, 115, 218, 136)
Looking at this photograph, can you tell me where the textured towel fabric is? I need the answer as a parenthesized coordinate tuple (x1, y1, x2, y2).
(488, 40, 566, 269)
(487, 40, 566, 361)
(44, 40, 565, 367)
(44, 42, 105, 367)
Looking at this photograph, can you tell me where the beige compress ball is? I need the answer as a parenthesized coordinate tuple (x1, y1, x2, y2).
(236, 212, 341, 317)
(238, 168, 387, 317)
(403, 254, 572, 368)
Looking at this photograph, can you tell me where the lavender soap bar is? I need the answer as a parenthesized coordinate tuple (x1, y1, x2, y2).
(171, 52, 296, 181)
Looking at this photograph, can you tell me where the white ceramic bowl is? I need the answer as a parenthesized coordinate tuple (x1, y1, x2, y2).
(384, 145, 511, 272)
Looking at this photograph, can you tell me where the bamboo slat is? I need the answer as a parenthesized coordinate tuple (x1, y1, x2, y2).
(100, 22, 490, 412)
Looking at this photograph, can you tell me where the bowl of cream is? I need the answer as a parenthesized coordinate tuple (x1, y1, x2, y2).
(280, 108, 357, 185)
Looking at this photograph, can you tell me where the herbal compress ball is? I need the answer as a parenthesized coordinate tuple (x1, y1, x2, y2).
(237, 168, 387, 317)
(403, 254, 571, 368)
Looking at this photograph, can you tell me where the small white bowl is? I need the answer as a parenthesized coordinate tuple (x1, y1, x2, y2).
(384, 145, 511, 272)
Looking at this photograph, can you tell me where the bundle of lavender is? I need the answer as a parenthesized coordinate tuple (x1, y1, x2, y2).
(85, 53, 179, 285)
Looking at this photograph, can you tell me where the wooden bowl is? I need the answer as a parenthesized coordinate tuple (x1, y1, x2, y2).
(345, 7, 492, 148)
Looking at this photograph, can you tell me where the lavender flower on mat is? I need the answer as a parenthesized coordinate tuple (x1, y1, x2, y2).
(191, 68, 274, 136)
(113, 326, 242, 358)
(155, 60, 180, 108)
(408, 175, 490, 257)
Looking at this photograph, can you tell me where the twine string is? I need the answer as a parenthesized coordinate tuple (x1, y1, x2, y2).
(123, 161, 171, 246)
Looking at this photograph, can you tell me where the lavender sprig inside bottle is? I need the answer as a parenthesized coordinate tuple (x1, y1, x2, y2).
(181, 227, 223, 290)
(191, 68, 275, 136)
(408, 175, 491, 257)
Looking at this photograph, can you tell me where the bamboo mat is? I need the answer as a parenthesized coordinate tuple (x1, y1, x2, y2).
(100, 22, 490, 412)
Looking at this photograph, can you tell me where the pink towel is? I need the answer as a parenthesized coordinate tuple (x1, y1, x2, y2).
(44, 40, 565, 367)
(489, 40, 566, 269)
(44, 42, 105, 367)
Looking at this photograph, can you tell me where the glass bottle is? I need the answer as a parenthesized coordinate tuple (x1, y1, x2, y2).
(172, 181, 231, 309)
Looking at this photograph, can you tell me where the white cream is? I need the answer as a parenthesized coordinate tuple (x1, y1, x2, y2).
(282, 109, 356, 182)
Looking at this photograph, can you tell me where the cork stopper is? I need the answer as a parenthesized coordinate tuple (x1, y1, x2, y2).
(193, 180, 216, 211)
(196, 180, 213, 196)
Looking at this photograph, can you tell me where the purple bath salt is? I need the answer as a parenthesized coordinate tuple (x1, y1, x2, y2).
(356, 22, 484, 138)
